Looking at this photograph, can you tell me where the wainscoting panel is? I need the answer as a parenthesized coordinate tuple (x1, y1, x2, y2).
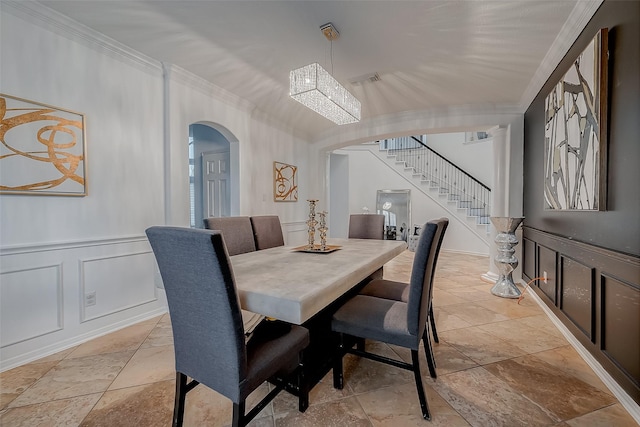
(601, 274, 640, 389)
(523, 237, 536, 280)
(80, 251, 157, 322)
(0, 236, 166, 371)
(0, 264, 63, 347)
(560, 256, 594, 341)
(523, 226, 640, 403)
(537, 244, 557, 304)
(282, 221, 308, 246)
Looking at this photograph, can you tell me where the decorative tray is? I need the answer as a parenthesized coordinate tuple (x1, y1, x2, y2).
(292, 244, 342, 254)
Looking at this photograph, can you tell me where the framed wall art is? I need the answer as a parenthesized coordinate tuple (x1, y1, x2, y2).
(0, 94, 87, 196)
(543, 28, 608, 211)
(273, 161, 298, 202)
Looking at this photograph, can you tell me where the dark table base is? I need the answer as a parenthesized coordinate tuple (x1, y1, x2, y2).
(272, 268, 383, 407)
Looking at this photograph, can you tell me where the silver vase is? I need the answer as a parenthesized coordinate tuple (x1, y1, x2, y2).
(490, 217, 524, 298)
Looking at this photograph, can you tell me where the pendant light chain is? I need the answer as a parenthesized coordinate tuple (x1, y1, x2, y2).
(330, 38, 334, 76)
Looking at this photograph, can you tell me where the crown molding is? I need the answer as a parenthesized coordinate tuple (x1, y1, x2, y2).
(2, 1, 161, 75)
(518, 0, 604, 111)
(4, 2, 306, 141)
(167, 64, 309, 141)
(3, 1, 254, 114)
(167, 64, 255, 113)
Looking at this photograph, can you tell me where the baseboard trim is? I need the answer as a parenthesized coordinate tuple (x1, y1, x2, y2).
(0, 307, 168, 372)
(524, 284, 640, 423)
(441, 248, 490, 258)
(480, 271, 499, 284)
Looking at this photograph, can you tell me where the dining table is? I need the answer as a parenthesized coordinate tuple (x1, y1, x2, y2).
(231, 238, 407, 324)
(230, 238, 407, 393)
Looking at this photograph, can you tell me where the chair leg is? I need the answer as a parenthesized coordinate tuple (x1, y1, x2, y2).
(298, 356, 309, 412)
(356, 337, 366, 351)
(422, 329, 437, 379)
(172, 372, 188, 427)
(232, 401, 246, 427)
(429, 304, 439, 343)
(410, 350, 431, 421)
(333, 333, 345, 390)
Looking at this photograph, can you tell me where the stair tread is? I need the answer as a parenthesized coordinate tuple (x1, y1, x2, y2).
(375, 142, 492, 238)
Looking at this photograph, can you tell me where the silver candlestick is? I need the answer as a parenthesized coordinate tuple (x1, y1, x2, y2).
(306, 199, 318, 250)
(318, 211, 328, 251)
(490, 217, 524, 298)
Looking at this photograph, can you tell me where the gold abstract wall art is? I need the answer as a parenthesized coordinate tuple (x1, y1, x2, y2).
(0, 94, 87, 196)
(543, 29, 608, 211)
(274, 161, 298, 202)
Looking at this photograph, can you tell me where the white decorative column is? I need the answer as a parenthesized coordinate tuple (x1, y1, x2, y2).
(481, 126, 510, 283)
(162, 62, 172, 225)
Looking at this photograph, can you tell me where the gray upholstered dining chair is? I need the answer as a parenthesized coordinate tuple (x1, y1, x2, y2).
(250, 215, 285, 250)
(203, 216, 256, 256)
(348, 214, 385, 239)
(359, 218, 449, 378)
(145, 226, 309, 427)
(331, 220, 445, 421)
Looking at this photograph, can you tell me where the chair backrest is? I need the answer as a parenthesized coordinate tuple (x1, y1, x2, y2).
(429, 217, 449, 294)
(146, 226, 247, 402)
(250, 215, 285, 250)
(348, 214, 385, 239)
(203, 216, 256, 256)
(406, 219, 448, 337)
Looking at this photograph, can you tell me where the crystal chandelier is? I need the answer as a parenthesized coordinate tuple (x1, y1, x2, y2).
(289, 23, 361, 125)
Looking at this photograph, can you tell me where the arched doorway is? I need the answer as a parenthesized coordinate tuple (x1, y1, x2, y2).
(189, 122, 239, 228)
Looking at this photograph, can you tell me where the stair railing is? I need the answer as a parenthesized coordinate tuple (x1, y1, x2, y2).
(380, 136, 491, 220)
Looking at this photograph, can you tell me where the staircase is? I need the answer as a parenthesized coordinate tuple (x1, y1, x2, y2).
(376, 136, 491, 236)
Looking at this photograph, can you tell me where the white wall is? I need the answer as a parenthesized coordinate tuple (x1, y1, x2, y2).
(1, 4, 167, 370)
(332, 146, 490, 255)
(329, 153, 349, 238)
(309, 110, 525, 225)
(0, 3, 311, 369)
(0, 2, 524, 370)
(166, 68, 311, 243)
(426, 132, 494, 188)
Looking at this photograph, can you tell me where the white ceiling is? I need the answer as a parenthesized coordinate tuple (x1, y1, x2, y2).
(37, 1, 586, 140)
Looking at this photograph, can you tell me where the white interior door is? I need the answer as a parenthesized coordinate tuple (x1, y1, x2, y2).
(202, 151, 230, 218)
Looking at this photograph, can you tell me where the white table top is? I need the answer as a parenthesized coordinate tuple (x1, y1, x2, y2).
(231, 238, 407, 324)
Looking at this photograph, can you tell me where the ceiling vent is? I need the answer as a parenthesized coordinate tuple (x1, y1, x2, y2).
(349, 72, 382, 86)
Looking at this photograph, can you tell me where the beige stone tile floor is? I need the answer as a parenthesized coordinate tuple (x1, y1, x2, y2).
(1, 251, 638, 426)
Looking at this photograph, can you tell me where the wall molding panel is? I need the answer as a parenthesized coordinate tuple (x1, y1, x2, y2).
(79, 251, 157, 323)
(0, 235, 149, 256)
(600, 273, 640, 390)
(559, 255, 595, 341)
(0, 238, 167, 371)
(0, 264, 63, 347)
(282, 221, 308, 246)
(523, 226, 640, 404)
(536, 243, 557, 304)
